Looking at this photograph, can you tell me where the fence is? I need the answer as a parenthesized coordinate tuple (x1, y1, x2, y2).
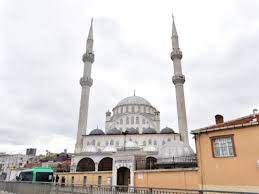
(1, 181, 259, 194)
(135, 155, 198, 170)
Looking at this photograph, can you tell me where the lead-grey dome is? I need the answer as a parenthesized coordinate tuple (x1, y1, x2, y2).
(142, 127, 157, 134)
(161, 127, 175, 134)
(107, 128, 122, 135)
(89, 128, 105, 135)
(117, 96, 152, 106)
(126, 128, 139, 134)
(158, 141, 194, 158)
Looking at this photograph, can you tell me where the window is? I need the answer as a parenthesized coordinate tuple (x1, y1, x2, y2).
(131, 116, 134, 124)
(71, 176, 74, 185)
(83, 176, 87, 186)
(110, 140, 114, 145)
(136, 117, 139, 124)
(142, 118, 145, 124)
(116, 141, 119, 146)
(98, 176, 102, 185)
(148, 139, 152, 145)
(120, 119, 123, 125)
(126, 117, 129, 124)
(97, 142, 100, 146)
(143, 141, 146, 146)
(36, 172, 53, 182)
(211, 135, 235, 157)
(19, 171, 33, 182)
(92, 139, 95, 145)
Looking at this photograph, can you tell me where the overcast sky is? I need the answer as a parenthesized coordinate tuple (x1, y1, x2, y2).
(1, 0, 259, 154)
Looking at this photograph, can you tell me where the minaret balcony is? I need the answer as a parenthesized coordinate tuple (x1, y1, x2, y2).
(80, 77, 93, 87)
(82, 52, 95, 63)
(172, 74, 185, 84)
(171, 49, 182, 60)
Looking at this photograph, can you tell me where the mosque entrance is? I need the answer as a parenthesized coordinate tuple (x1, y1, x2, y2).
(117, 167, 130, 186)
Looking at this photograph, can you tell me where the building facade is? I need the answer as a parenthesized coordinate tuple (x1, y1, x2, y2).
(71, 17, 194, 187)
(191, 112, 259, 192)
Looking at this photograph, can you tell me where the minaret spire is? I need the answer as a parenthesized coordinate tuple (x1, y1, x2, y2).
(170, 15, 189, 144)
(75, 19, 95, 152)
(86, 18, 94, 52)
(171, 15, 179, 49)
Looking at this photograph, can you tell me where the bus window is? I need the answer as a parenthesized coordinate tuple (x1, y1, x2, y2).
(36, 172, 53, 182)
(19, 171, 33, 182)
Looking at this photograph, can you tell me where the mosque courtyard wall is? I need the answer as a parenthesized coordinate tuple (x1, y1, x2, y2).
(55, 168, 199, 189)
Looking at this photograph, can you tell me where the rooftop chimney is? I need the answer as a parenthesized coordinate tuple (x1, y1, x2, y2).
(215, 114, 224, 124)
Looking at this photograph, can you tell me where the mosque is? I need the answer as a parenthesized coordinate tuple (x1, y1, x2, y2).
(71, 18, 195, 187)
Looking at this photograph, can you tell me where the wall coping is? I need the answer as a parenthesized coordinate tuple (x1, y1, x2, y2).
(134, 167, 198, 173)
(55, 171, 112, 175)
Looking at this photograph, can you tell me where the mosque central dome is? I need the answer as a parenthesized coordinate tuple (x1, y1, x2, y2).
(117, 95, 152, 106)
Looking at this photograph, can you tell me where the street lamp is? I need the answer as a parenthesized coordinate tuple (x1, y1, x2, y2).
(122, 130, 128, 152)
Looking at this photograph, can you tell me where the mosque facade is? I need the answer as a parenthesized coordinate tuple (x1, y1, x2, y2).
(71, 18, 194, 187)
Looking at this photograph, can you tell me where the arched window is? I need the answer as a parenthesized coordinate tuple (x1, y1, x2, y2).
(98, 157, 113, 171)
(76, 158, 95, 172)
(92, 139, 95, 145)
(126, 117, 129, 124)
(110, 140, 114, 145)
(148, 139, 152, 145)
(136, 117, 139, 124)
(142, 118, 145, 124)
(131, 116, 134, 124)
(120, 119, 123, 125)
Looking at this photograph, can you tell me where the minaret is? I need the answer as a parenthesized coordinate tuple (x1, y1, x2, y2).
(170, 16, 189, 144)
(75, 19, 95, 151)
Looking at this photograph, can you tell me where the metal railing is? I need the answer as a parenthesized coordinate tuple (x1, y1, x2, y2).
(135, 155, 198, 170)
(0, 181, 258, 194)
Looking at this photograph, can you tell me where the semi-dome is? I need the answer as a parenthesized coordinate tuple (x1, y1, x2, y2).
(126, 128, 139, 134)
(102, 146, 117, 152)
(83, 145, 97, 153)
(143, 145, 157, 152)
(158, 141, 194, 158)
(117, 96, 152, 106)
(107, 128, 122, 135)
(89, 128, 105, 135)
(143, 127, 157, 134)
(161, 127, 175, 134)
(125, 141, 138, 148)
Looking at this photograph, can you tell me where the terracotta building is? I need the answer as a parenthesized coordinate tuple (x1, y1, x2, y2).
(191, 112, 259, 192)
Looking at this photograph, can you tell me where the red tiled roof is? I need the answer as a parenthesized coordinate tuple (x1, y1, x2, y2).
(191, 113, 259, 134)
